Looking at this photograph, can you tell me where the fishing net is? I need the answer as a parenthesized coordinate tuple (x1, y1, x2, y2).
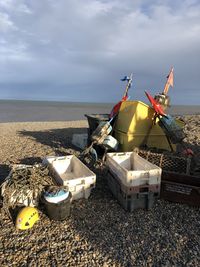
(1, 164, 56, 217)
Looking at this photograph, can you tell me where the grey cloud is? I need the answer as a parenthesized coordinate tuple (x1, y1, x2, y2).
(0, 0, 199, 103)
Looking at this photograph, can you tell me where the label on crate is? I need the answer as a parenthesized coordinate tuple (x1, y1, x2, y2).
(165, 184, 192, 195)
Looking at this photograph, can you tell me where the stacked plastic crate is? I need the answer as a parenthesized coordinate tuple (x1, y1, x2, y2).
(106, 152, 162, 212)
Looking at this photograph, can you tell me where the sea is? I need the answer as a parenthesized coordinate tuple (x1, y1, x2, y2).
(0, 99, 200, 123)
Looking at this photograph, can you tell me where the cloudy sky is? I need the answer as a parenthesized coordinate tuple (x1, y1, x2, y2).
(0, 0, 199, 104)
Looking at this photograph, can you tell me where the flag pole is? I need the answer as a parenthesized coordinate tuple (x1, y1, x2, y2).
(123, 73, 133, 99)
(163, 67, 174, 95)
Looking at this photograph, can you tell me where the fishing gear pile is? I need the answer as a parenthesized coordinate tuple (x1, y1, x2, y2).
(1, 164, 55, 216)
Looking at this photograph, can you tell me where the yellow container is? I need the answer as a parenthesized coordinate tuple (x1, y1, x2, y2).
(113, 101, 181, 152)
(114, 101, 155, 134)
(114, 129, 176, 151)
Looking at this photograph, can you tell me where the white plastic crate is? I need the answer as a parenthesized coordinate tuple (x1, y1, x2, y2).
(106, 152, 161, 187)
(43, 155, 96, 200)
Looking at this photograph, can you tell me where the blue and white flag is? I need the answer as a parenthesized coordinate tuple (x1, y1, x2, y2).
(121, 76, 130, 81)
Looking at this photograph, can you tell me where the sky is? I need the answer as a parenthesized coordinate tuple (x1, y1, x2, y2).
(0, 0, 200, 104)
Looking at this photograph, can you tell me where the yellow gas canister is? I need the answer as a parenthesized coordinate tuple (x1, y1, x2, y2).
(113, 101, 183, 151)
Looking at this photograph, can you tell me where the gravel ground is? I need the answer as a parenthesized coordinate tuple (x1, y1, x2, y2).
(0, 117, 200, 267)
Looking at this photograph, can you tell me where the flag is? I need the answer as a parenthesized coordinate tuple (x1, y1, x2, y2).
(109, 74, 133, 119)
(121, 76, 130, 81)
(145, 91, 166, 116)
(166, 67, 174, 87)
(163, 67, 174, 95)
(109, 95, 128, 119)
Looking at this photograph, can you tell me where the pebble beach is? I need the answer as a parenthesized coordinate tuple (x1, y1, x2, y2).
(0, 116, 200, 267)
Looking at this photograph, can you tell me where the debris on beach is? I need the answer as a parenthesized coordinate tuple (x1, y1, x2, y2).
(15, 206, 39, 230)
(43, 186, 72, 221)
(106, 151, 162, 212)
(72, 133, 88, 149)
(83, 68, 199, 209)
(44, 155, 96, 200)
(0, 69, 199, 266)
(154, 67, 173, 110)
(1, 164, 55, 215)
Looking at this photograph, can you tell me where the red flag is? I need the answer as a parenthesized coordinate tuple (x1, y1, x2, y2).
(109, 96, 128, 119)
(145, 91, 166, 116)
(163, 67, 174, 95)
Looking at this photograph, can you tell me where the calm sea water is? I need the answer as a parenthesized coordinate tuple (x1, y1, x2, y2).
(0, 99, 200, 123)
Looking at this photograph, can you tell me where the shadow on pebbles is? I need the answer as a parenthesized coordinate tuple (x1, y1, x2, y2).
(0, 119, 199, 267)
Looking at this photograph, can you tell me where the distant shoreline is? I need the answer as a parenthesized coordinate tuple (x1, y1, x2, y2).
(0, 99, 114, 106)
(0, 99, 200, 123)
(0, 98, 200, 106)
